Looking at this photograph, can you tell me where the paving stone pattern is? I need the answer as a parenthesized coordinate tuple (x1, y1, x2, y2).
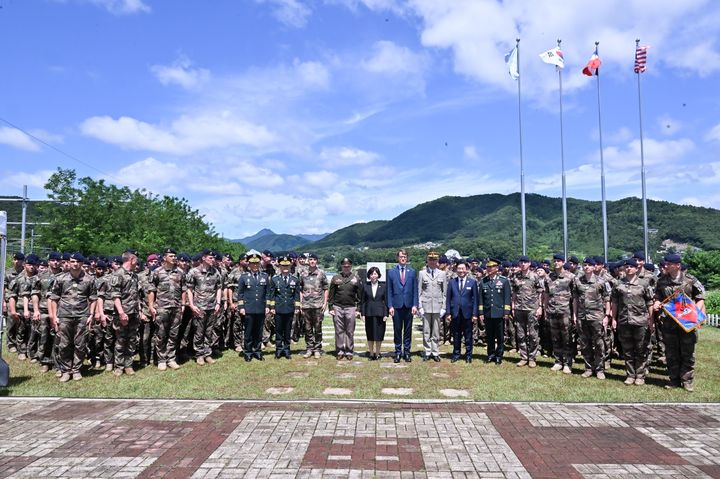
(0, 398, 718, 478)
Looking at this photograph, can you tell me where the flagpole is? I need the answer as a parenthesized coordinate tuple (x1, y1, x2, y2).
(558, 38, 568, 258)
(516, 38, 527, 255)
(636, 38, 649, 261)
(595, 41, 609, 262)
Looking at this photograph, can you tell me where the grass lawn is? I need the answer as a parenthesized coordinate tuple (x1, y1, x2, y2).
(2, 319, 719, 402)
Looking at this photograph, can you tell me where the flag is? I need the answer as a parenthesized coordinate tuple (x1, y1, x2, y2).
(583, 50, 602, 76)
(505, 46, 519, 80)
(539, 47, 564, 69)
(634, 45, 648, 73)
(662, 290, 707, 332)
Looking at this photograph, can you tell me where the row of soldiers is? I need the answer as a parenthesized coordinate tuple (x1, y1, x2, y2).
(3, 247, 705, 391)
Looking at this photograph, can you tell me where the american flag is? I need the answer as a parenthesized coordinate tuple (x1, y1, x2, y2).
(634, 45, 648, 73)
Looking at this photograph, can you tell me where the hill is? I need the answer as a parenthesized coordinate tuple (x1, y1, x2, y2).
(310, 193, 720, 259)
(233, 229, 329, 252)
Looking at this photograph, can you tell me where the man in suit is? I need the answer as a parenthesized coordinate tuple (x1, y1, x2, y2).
(480, 258, 512, 364)
(444, 260, 479, 363)
(418, 251, 446, 362)
(386, 249, 418, 363)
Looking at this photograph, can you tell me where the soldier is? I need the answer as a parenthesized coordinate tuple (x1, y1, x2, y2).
(236, 253, 271, 361)
(544, 253, 576, 374)
(479, 259, 512, 364)
(654, 253, 705, 391)
(8, 253, 39, 361)
(261, 250, 276, 348)
(86, 260, 110, 370)
(288, 252, 305, 344)
(511, 255, 543, 368)
(137, 254, 158, 367)
(438, 255, 452, 345)
(328, 257, 362, 360)
(186, 249, 223, 365)
(299, 253, 328, 358)
(268, 256, 300, 359)
(30, 253, 60, 373)
(48, 252, 97, 382)
(572, 257, 610, 379)
(418, 251, 447, 362)
(611, 258, 654, 385)
(225, 255, 246, 353)
(107, 249, 144, 376)
(176, 252, 195, 359)
(147, 248, 186, 371)
(4, 252, 25, 354)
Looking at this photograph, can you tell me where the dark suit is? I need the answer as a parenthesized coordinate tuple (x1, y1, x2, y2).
(386, 265, 418, 356)
(445, 275, 479, 360)
(480, 274, 512, 360)
(236, 271, 271, 359)
(361, 282, 388, 342)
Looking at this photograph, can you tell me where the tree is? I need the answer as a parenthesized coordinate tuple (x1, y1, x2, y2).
(37, 168, 245, 256)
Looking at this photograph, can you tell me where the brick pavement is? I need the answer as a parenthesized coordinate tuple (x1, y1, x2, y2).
(0, 398, 718, 478)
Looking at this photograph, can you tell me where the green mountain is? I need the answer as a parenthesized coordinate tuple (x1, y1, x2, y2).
(246, 233, 311, 251)
(311, 193, 720, 259)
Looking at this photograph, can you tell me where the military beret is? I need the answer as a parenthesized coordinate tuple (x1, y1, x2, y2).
(302, 253, 310, 259)
(568, 255, 579, 264)
(178, 253, 191, 262)
(340, 257, 353, 265)
(39, 260, 48, 267)
(518, 255, 530, 262)
(214, 253, 223, 261)
(530, 260, 539, 268)
(553, 253, 565, 261)
(664, 253, 682, 264)
(83, 258, 92, 265)
(147, 254, 159, 262)
(582, 257, 596, 265)
(13, 252, 25, 261)
(62, 253, 72, 261)
(262, 249, 273, 257)
(25, 254, 40, 265)
(288, 251, 298, 259)
(511, 260, 519, 267)
(624, 258, 638, 267)
(427, 251, 439, 260)
(644, 263, 655, 272)
(88, 255, 98, 262)
(48, 252, 62, 261)
(541, 259, 551, 266)
(438, 255, 449, 264)
(593, 255, 605, 266)
(632, 251, 646, 261)
(278, 256, 292, 266)
(70, 252, 86, 262)
(247, 253, 262, 263)
(308, 253, 318, 260)
(96, 260, 108, 269)
(223, 253, 233, 260)
(200, 248, 213, 257)
(162, 248, 177, 255)
(563, 263, 572, 270)
(191, 253, 203, 262)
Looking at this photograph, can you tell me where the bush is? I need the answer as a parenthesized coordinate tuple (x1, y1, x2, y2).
(705, 290, 720, 314)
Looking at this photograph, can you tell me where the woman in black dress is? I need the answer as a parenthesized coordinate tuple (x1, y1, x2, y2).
(360, 267, 388, 360)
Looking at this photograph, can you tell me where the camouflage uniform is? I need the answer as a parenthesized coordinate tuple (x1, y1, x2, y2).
(599, 270, 617, 366)
(655, 272, 705, 388)
(109, 266, 142, 370)
(49, 271, 97, 375)
(544, 270, 576, 367)
(186, 265, 223, 359)
(300, 268, 328, 354)
(225, 265, 245, 351)
(572, 274, 609, 373)
(4, 266, 24, 352)
(8, 271, 34, 357)
(511, 270, 543, 362)
(136, 269, 154, 366)
(148, 265, 186, 366)
(291, 263, 309, 342)
(612, 276, 654, 380)
(30, 269, 58, 367)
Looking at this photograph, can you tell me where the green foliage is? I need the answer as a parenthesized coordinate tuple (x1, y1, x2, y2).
(705, 290, 720, 315)
(36, 168, 244, 256)
(246, 234, 310, 252)
(683, 251, 720, 289)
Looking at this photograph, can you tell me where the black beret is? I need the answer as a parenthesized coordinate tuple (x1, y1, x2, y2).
(518, 255, 530, 262)
(664, 253, 682, 264)
(25, 254, 40, 265)
(568, 255, 579, 264)
(163, 248, 177, 255)
(70, 252, 86, 262)
(439, 255, 449, 264)
(13, 252, 25, 261)
(553, 253, 565, 261)
(96, 260, 108, 269)
(48, 252, 62, 260)
(624, 258, 638, 267)
(308, 253, 318, 260)
(644, 263, 655, 272)
(62, 253, 72, 261)
(582, 257, 596, 265)
(632, 251, 646, 261)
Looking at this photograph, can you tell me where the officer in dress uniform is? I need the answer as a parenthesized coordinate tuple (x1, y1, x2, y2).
(236, 253, 271, 361)
(479, 259, 512, 364)
(269, 256, 300, 359)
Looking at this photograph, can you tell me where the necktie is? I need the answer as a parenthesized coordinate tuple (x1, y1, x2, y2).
(283, 275, 288, 286)
(460, 278, 464, 291)
(254, 273, 258, 281)
(400, 267, 405, 284)
(431, 269, 434, 278)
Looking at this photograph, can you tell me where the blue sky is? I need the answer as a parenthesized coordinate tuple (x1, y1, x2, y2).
(1, 0, 719, 239)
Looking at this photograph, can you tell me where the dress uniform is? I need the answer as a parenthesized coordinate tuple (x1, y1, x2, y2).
(418, 251, 447, 361)
(236, 254, 271, 361)
(479, 259, 512, 364)
(269, 256, 300, 359)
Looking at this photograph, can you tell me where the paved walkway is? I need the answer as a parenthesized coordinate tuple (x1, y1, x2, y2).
(0, 398, 718, 478)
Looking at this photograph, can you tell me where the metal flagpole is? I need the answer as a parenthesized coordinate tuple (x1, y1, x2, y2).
(595, 42, 609, 262)
(636, 39, 649, 261)
(558, 39, 568, 258)
(20, 185, 27, 254)
(516, 38, 527, 255)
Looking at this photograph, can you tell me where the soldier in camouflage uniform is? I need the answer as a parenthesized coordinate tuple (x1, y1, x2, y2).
(441, 256, 456, 345)
(654, 253, 705, 391)
(511, 255, 543, 368)
(300, 253, 328, 359)
(7, 254, 39, 361)
(543, 253, 576, 374)
(572, 257, 610, 379)
(235, 253, 271, 361)
(48, 253, 97, 382)
(86, 261, 110, 369)
(4, 252, 26, 354)
(534, 263, 552, 358)
(30, 252, 62, 373)
(176, 252, 195, 359)
(290, 252, 306, 343)
(611, 258, 654, 386)
(136, 254, 158, 367)
(594, 257, 616, 369)
(147, 248, 186, 370)
(107, 250, 144, 376)
(186, 249, 223, 365)
(268, 256, 300, 359)
(225, 256, 246, 352)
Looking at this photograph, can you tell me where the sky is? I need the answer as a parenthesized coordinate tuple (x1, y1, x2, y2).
(1, 0, 719, 240)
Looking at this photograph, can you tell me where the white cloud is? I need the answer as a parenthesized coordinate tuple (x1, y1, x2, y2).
(603, 137, 695, 169)
(706, 123, 720, 142)
(320, 146, 380, 167)
(330, 0, 408, 16)
(0, 127, 40, 152)
(81, 0, 150, 15)
(256, 0, 312, 28)
(80, 113, 277, 155)
(114, 157, 189, 192)
(151, 54, 210, 90)
(0, 170, 54, 189)
(463, 145, 479, 161)
(362, 40, 427, 76)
